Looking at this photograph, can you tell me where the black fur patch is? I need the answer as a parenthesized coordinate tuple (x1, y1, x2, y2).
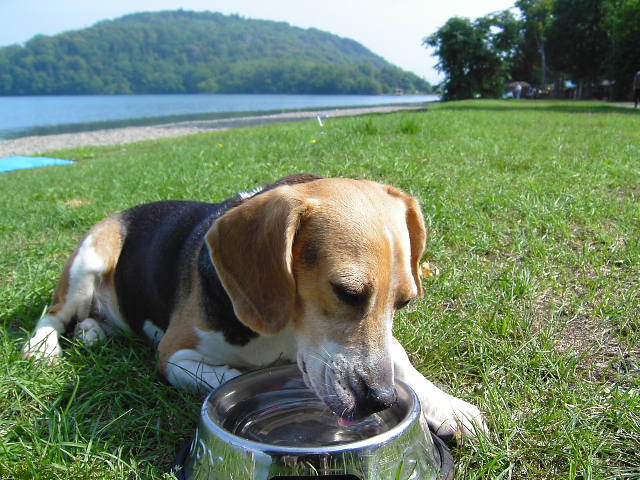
(114, 201, 217, 333)
(113, 174, 322, 344)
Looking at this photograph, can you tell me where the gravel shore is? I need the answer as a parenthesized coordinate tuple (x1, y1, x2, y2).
(0, 104, 426, 157)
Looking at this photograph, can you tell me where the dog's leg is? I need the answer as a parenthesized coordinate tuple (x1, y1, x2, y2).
(161, 349, 241, 394)
(391, 337, 487, 442)
(24, 240, 100, 360)
(24, 218, 123, 362)
(23, 312, 67, 361)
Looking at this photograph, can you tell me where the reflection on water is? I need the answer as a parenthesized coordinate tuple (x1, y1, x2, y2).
(225, 389, 401, 447)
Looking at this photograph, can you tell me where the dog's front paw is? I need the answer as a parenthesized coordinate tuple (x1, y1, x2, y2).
(23, 326, 62, 363)
(423, 395, 488, 443)
(74, 318, 107, 346)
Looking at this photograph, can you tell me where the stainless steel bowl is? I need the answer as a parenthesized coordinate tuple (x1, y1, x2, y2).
(176, 365, 453, 480)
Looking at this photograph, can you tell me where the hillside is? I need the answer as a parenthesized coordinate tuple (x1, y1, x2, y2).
(0, 11, 432, 96)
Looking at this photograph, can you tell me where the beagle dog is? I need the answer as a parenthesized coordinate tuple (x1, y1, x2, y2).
(23, 174, 486, 440)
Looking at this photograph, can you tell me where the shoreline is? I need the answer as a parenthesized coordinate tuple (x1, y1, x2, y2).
(0, 104, 427, 157)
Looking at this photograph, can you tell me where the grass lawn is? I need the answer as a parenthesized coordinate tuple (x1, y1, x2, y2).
(1, 99, 639, 479)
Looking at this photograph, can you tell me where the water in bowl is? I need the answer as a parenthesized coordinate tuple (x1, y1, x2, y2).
(221, 388, 402, 447)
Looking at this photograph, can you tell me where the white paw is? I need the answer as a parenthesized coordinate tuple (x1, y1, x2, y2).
(177, 366, 244, 395)
(165, 353, 243, 395)
(74, 318, 106, 346)
(198, 365, 242, 390)
(23, 325, 62, 362)
(219, 366, 242, 383)
(424, 395, 488, 442)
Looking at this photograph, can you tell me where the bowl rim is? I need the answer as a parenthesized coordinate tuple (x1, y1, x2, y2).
(199, 364, 423, 455)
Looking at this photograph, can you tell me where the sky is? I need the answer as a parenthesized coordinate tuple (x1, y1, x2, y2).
(0, 0, 516, 85)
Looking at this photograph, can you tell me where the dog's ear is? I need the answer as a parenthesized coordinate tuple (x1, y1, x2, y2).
(206, 187, 308, 335)
(387, 187, 427, 296)
(405, 195, 427, 297)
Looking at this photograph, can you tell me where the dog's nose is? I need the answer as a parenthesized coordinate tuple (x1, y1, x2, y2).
(362, 383, 397, 414)
(345, 369, 397, 419)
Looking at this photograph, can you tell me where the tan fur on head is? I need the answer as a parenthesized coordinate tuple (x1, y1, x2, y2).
(206, 178, 427, 340)
(206, 186, 310, 335)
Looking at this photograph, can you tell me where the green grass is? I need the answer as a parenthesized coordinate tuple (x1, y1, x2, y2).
(1, 99, 639, 479)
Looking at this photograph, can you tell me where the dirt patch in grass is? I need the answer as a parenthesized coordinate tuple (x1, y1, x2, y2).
(532, 291, 638, 383)
(61, 198, 91, 208)
(556, 315, 626, 375)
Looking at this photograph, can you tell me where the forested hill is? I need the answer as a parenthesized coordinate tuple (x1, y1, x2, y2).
(0, 10, 432, 96)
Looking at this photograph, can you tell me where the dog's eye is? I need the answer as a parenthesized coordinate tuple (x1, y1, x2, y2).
(395, 298, 412, 310)
(331, 282, 368, 307)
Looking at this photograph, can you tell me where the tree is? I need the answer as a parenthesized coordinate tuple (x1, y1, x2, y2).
(481, 10, 523, 75)
(514, 0, 554, 86)
(424, 13, 519, 100)
(604, 0, 640, 99)
(546, 0, 610, 97)
(427, 1, 640, 100)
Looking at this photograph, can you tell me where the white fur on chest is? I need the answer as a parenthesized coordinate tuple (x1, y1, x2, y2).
(194, 325, 297, 369)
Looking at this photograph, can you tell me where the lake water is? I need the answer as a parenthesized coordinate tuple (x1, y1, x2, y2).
(0, 93, 439, 140)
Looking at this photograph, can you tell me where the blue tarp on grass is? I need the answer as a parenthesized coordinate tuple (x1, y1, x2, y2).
(0, 156, 74, 173)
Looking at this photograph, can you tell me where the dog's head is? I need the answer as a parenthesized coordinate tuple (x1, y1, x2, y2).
(206, 178, 426, 420)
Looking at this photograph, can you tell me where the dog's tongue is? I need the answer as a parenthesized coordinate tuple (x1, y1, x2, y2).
(338, 417, 359, 427)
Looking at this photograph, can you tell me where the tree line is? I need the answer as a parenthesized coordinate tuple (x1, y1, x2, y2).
(425, 0, 639, 101)
(0, 10, 432, 96)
